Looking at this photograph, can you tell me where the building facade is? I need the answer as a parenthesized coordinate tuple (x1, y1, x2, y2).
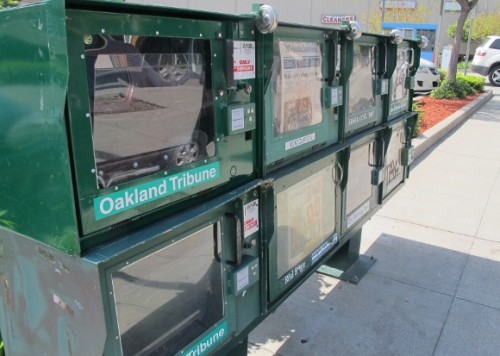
(128, 0, 499, 63)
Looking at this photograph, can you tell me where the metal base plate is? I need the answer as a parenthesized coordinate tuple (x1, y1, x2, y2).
(317, 254, 376, 284)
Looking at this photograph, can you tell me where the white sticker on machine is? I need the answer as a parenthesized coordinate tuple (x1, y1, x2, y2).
(233, 41, 256, 80)
(243, 199, 259, 237)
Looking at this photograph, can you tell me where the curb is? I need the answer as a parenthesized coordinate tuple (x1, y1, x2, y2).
(413, 90, 494, 159)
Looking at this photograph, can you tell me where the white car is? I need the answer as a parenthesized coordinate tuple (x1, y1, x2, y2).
(414, 58, 440, 94)
(471, 35, 500, 86)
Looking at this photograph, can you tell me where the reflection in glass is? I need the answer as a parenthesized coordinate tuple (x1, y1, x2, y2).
(276, 166, 335, 277)
(112, 225, 223, 355)
(0, 0, 44, 9)
(85, 35, 215, 188)
(272, 41, 324, 136)
(348, 44, 375, 113)
(346, 144, 373, 214)
(417, 29, 436, 52)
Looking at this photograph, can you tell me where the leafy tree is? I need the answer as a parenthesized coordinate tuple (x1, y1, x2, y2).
(361, 4, 432, 33)
(446, 0, 479, 83)
(447, 19, 477, 42)
(448, 11, 500, 43)
(470, 11, 500, 42)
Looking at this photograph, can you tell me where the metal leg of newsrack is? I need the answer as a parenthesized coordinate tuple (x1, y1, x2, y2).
(223, 336, 249, 356)
(317, 227, 376, 284)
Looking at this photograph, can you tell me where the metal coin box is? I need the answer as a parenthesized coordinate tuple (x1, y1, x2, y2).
(0, 2, 423, 355)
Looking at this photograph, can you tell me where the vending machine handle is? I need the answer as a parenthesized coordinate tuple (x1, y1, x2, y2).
(327, 38, 337, 85)
(333, 161, 344, 184)
(405, 121, 414, 145)
(382, 42, 388, 76)
(371, 46, 377, 76)
(213, 224, 221, 263)
(407, 48, 415, 68)
(368, 138, 385, 168)
(225, 213, 243, 266)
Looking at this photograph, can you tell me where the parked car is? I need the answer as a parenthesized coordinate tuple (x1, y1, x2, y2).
(414, 58, 440, 94)
(471, 35, 500, 87)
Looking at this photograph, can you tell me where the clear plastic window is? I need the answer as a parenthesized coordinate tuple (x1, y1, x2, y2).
(272, 41, 324, 136)
(392, 46, 409, 102)
(349, 44, 376, 113)
(111, 224, 223, 356)
(85, 35, 215, 188)
(346, 144, 373, 214)
(276, 166, 336, 278)
(384, 126, 405, 194)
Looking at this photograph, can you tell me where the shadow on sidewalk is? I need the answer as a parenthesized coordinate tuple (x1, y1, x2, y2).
(249, 233, 500, 356)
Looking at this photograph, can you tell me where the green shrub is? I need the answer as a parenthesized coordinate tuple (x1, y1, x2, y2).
(457, 73, 485, 93)
(433, 70, 484, 94)
(457, 61, 470, 70)
(457, 77, 475, 96)
(431, 79, 471, 99)
(412, 101, 423, 137)
(438, 69, 447, 81)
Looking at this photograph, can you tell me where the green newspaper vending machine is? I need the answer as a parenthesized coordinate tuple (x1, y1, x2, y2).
(0, 2, 423, 355)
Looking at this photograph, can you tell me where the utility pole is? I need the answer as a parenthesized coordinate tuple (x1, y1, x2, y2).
(434, 0, 445, 66)
(381, 0, 386, 33)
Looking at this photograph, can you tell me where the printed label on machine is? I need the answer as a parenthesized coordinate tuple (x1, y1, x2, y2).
(233, 41, 256, 80)
(243, 199, 259, 237)
(94, 162, 220, 220)
(236, 267, 250, 292)
(231, 107, 245, 131)
(346, 200, 370, 229)
(284, 132, 316, 151)
(182, 321, 228, 356)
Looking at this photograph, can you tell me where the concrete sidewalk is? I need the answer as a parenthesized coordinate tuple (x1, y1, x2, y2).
(249, 84, 500, 356)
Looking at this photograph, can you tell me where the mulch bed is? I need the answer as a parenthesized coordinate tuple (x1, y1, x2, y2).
(416, 93, 480, 132)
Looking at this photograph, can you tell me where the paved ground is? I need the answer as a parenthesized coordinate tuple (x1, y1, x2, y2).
(249, 83, 500, 356)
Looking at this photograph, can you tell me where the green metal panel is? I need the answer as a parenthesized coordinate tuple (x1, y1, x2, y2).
(0, 1, 79, 254)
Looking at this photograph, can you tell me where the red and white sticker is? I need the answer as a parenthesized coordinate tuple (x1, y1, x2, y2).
(243, 199, 259, 237)
(233, 41, 256, 80)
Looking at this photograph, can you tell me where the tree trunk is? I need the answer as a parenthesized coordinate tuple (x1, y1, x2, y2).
(446, 0, 478, 82)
